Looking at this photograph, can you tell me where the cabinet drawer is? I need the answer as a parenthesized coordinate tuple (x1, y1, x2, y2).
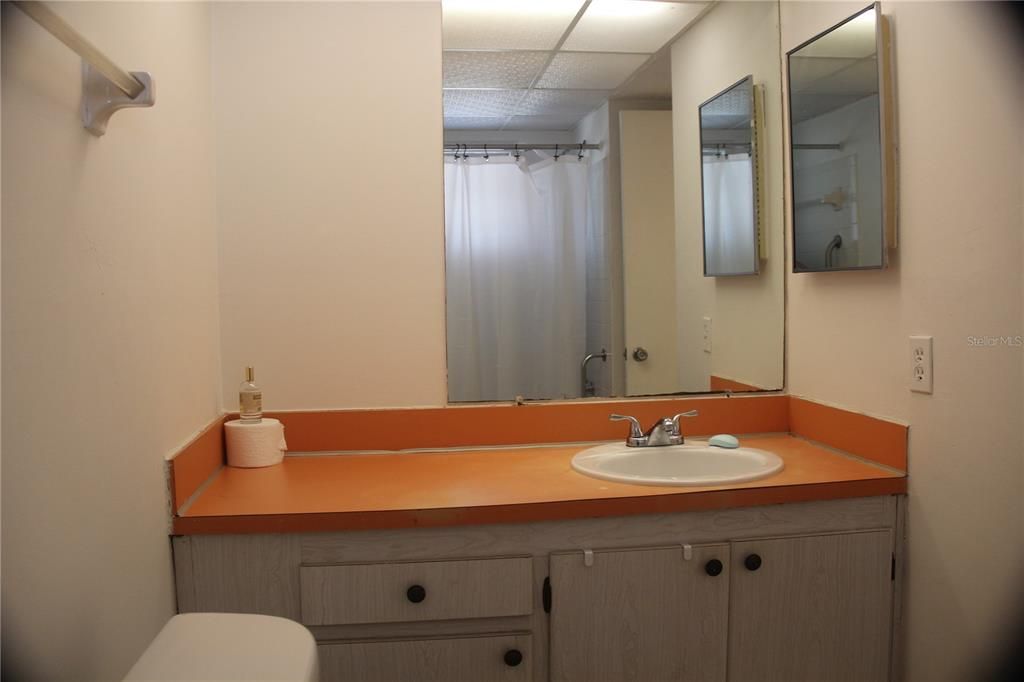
(319, 633, 532, 682)
(299, 556, 533, 625)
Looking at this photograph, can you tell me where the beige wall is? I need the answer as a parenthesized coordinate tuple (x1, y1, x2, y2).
(781, 2, 1024, 679)
(671, 0, 786, 391)
(212, 1, 447, 411)
(1, 2, 222, 679)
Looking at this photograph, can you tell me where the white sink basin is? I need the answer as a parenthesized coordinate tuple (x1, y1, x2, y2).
(571, 441, 784, 486)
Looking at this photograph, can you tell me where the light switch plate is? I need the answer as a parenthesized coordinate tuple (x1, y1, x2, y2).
(703, 316, 712, 354)
(909, 335, 933, 393)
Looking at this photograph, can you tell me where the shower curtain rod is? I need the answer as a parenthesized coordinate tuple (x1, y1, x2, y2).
(445, 142, 600, 153)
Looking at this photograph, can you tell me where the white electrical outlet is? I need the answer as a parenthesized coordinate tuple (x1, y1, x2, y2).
(909, 335, 933, 394)
(703, 316, 712, 353)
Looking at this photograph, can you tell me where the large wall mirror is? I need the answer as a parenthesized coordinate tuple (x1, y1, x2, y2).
(442, 0, 786, 402)
(788, 3, 896, 272)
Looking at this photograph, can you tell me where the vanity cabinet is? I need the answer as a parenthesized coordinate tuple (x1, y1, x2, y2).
(172, 497, 904, 682)
(549, 544, 729, 682)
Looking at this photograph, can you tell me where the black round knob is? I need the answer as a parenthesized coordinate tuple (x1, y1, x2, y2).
(744, 553, 762, 571)
(503, 649, 523, 667)
(704, 559, 723, 576)
(406, 584, 426, 603)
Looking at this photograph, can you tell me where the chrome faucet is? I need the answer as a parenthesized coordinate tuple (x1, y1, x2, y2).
(610, 411, 699, 447)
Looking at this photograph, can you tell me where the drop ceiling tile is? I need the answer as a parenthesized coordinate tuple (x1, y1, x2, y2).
(443, 51, 550, 89)
(444, 116, 512, 131)
(515, 89, 610, 116)
(563, 0, 708, 53)
(701, 85, 752, 119)
(443, 0, 585, 50)
(443, 89, 526, 118)
(504, 115, 583, 131)
(536, 52, 649, 90)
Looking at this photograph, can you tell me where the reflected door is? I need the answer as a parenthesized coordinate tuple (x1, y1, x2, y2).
(620, 110, 680, 396)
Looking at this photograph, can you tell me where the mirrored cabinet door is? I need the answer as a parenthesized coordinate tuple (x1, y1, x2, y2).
(788, 3, 896, 272)
(699, 75, 759, 277)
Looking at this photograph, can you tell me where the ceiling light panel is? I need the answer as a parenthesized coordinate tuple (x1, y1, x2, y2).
(516, 89, 610, 116)
(443, 51, 551, 89)
(442, 0, 585, 50)
(563, 0, 708, 53)
(536, 52, 650, 90)
(444, 89, 526, 118)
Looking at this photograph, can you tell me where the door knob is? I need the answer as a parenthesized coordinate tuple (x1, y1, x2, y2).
(744, 554, 762, 571)
(632, 347, 649, 362)
(504, 649, 524, 667)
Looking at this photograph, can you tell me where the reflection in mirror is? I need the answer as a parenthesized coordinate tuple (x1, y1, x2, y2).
(442, 0, 784, 402)
(788, 4, 893, 271)
(700, 75, 759, 277)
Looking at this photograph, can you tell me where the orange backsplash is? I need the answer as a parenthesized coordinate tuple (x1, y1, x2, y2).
(788, 396, 908, 471)
(168, 415, 227, 510)
(709, 375, 763, 392)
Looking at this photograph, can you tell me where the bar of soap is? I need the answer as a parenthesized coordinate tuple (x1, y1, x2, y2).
(708, 434, 739, 449)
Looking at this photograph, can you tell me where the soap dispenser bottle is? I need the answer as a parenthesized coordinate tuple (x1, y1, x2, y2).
(239, 366, 262, 423)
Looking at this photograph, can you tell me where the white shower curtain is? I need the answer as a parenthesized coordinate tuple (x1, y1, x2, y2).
(702, 154, 756, 275)
(445, 155, 588, 402)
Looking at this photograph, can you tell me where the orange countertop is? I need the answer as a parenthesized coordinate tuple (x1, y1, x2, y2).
(174, 435, 906, 535)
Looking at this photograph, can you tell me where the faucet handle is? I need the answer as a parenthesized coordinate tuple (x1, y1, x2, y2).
(670, 410, 699, 429)
(610, 414, 643, 437)
(610, 414, 647, 446)
(668, 410, 699, 439)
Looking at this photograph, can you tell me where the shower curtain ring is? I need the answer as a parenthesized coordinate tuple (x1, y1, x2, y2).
(578, 140, 586, 161)
(554, 144, 560, 161)
(483, 144, 489, 161)
(514, 143, 520, 161)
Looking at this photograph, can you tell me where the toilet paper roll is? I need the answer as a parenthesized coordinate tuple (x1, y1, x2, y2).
(225, 418, 287, 468)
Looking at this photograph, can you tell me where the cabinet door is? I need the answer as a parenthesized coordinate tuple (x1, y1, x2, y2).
(319, 633, 532, 682)
(549, 544, 729, 682)
(728, 530, 893, 682)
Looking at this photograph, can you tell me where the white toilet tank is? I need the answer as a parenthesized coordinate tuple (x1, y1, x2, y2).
(124, 613, 318, 681)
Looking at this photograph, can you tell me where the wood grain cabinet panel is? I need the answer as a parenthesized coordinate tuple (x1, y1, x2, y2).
(318, 633, 532, 682)
(727, 530, 893, 682)
(300, 556, 533, 626)
(549, 544, 730, 682)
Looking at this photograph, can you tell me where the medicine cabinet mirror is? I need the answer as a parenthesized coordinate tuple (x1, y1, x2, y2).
(442, 0, 785, 402)
(699, 75, 760, 277)
(787, 3, 896, 272)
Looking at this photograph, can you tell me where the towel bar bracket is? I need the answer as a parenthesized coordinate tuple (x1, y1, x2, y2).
(82, 63, 154, 137)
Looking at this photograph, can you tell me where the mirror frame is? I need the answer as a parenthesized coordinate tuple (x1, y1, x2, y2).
(785, 2, 897, 273)
(698, 74, 761, 278)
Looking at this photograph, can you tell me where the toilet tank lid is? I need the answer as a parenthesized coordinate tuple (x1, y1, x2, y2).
(124, 613, 318, 682)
